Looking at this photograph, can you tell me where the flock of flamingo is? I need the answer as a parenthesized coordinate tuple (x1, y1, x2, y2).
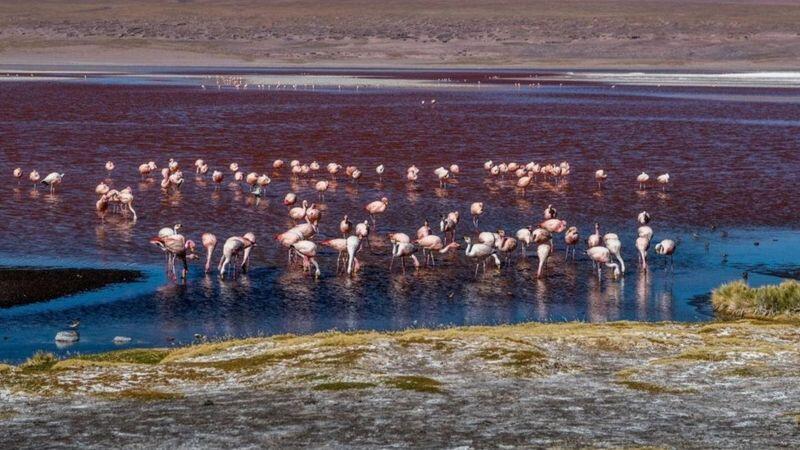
(11, 158, 676, 282)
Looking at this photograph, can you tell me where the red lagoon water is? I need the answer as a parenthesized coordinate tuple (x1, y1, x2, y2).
(0, 73, 799, 361)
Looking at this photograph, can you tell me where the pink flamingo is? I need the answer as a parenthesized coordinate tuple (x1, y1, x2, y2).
(470, 202, 484, 228)
(416, 234, 460, 266)
(202, 233, 217, 273)
(365, 197, 388, 228)
(564, 226, 579, 259)
(291, 240, 321, 278)
(587, 246, 621, 280)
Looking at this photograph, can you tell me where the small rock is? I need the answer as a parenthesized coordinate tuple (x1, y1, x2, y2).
(55, 330, 79, 343)
(113, 336, 132, 344)
(202, 399, 214, 407)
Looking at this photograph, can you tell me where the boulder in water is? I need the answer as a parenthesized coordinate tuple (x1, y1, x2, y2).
(112, 336, 132, 344)
(55, 330, 79, 343)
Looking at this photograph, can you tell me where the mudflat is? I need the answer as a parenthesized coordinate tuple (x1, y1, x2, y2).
(1, 0, 800, 69)
(0, 267, 141, 308)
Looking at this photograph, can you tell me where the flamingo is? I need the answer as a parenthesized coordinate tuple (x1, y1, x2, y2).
(657, 173, 670, 191)
(376, 164, 385, 182)
(440, 211, 459, 244)
(388, 232, 411, 269)
(201, 233, 217, 273)
(355, 220, 371, 248)
(95, 182, 110, 196)
(517, 172, 534, 194)
(339, 215, 352, 237)
(655, 239, 677, 270)
(497, 234, 518, 266)
(434, 167, 449, 188)
(470, 202, 484, 228)
(416, 219, 431, 240)
(536, 239, 552, 278)
(637, 172, 650, 190)
(391, 242, 420, 274)
(273, 159, 285, 170)
(168, 159, 179, 173)
(346, 235, 362, 275)
(117, 187, 137, 221)
(305, 203, 321, 226)
(194, 159, 205, 174)
(245, 172, 259, 191)
(638, 211, 651, 225)
(28, 170, 39, 189)
(449, 164, 460, 179)
(151, 232, 196, 280)
(483, 160, 493, 171)
(212, 170, 223, 189)
(289, 200, 309, 223)
(139, 163, 153, 180)
(564, 226, 579, 259)
(406, 166, 419, 183)
(365, 197, 388, 228)
(327, 162, 341, 180)
(587, 246, 621, 280)
(587, 223, 601, 248)
(416, 234, 460, 266)
(516, 226, 533, 255)
(105, 161, 115, 177)
(41, 172, 63, 194)
(229, 162, 239, 172)
(351, 169, 362, 183)
(218, 234, 256, 278)
(284, 192, 297, 206)
(291, 240, 321, 278)
(603, 233, 626, 274)
(463, 236, 501, 277)
(544, 204, 557, 220)
(636, 234, 651, 272)
(595, 169, 608, 189)
(322, 238, 348, 273)
(13, 168, 22, 184)
(315, 180, 329, 200)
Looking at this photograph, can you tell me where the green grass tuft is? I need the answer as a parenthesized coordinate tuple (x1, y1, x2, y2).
(712, 280, 800, 319)
(101, 389, 184, 401)
(312, 381, 377, 391)
(19, 351, 58, 372)
(385, 376, 443, 394)
(74, 348, 171, 365)
(616, 380, 688, 395)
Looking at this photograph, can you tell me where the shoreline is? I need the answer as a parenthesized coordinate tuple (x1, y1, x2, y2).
(2, 318, 799, 447)
(0, 267, 142, 308)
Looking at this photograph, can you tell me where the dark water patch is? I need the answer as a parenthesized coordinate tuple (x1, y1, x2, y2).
(0, 267, 142, 308)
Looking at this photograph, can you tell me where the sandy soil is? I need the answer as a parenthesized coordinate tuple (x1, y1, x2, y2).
(2, 320, 799, 448)
(1, 0, 800, 69)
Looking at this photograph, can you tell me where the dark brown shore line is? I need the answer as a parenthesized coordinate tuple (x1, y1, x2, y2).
(0, 267, 142, 308)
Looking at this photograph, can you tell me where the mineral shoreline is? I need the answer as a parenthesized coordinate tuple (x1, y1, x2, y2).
(2, 319, 799, 448)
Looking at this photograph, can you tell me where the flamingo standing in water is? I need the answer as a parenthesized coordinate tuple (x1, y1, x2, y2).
(603, 233, 625, 274)
(105, 161, 115, 177)
(544, 204, 557, 220)
(339, 215, 352, 237)
(13, 168, 22, 184)
(41, 172, 63, 194)
(516, 226, 533, 256)
(29, 170, 40, 189)
(463, 236, 501, 277)
(201, 233, 217, 273)
(291, 240, 321, 278)
(516, 172, 533, 195)
(434, 167, 449, 188)
(365, 197, 388, 228)
(440, 212, 459, 244)
(416, 219, 431, 240)
(657, 173, 670, 192)
(355, 220, 371, 249)
(388, 232, 411, 269)
(587, 223, 601, 248)
(449, 164, 460, 180)
(218, 233, 256, 278)
(151, 231, 196, 280)
(289, 200, 309, 223)
(284, 192, 297, 206)
(346, 235, 362, 275)
(587, 246, 621, 280)
(315, 180, 329, 200)
(416, 234, 459, 266)
(375, 164, 385, 182)
(327, 162, 341, 180)
(391, 242, 420, 274)
(322, 238, 348, 273)
(273, 159, 285, 171)
(655, 239, 677, 270)
(637, 172, 650, 190)
(595, 169, 608, 189)
(536, 239, 552, 278)
(212, 170, 223, 189)
(564, 226, 579, 259)
(470, 202, 484, 228)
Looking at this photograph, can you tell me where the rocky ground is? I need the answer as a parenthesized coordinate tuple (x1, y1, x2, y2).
(2, 319, 799, 448)
(1, 0, 800, 69)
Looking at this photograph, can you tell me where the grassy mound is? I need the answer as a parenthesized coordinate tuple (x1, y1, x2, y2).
(712, 280, 800, 319)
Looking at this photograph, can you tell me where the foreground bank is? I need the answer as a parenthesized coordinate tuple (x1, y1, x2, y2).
(2, 317, 799, 448)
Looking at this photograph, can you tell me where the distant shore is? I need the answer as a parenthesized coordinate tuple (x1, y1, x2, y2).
(2, 0, 800, 72)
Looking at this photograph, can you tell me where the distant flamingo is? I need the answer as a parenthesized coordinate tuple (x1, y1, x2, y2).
(470, 202, 484, 228)
(587, 223, 601, 248)
(536, 240, 552, 278)
(637, 172, 650, 190)
(41, 172, 63, 194)
(315, 180, 329, 200)
(657, 173, 670, 191)
(322, 238, 348, 273)
(105, 161, 115, 177)
(440, 211, 459, 243)
(390, 242, 420, 274)
(212, 170, 223, 189)
(416, 234, 459, 266)
(365, 197, 388, 228)
(376, 164, 385, 182)
(544, 204, 557, 220)
(346, 235, 362, 275)
(595, 169, 608, 189)
(603, 233, 625, 274)
(434, 167, 449, 188)
(416, 219, 431, 240)
(284, 192, 297, 206)
(289, 200, 309, 223)
(13, 168, 22, 184)
(638, 211, 651, 225)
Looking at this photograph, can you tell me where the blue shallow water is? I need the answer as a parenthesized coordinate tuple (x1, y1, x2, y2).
(1, 70, 799, 363)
